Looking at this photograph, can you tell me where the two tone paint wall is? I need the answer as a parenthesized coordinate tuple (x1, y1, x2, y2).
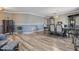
(1, 11, 79, 34)
(0, 12, 45, 34)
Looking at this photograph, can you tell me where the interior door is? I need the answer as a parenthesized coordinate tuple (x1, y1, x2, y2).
(2, 20, 15, 34)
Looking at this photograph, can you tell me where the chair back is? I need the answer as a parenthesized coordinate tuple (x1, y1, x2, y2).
(49, 24, 55, 32)
(56, 24, 63, 33)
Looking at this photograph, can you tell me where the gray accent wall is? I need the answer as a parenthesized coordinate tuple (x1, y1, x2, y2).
(15, 25, 44, 34)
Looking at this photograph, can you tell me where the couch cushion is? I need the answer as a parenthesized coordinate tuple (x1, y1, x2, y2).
(0, 34, 6, 41)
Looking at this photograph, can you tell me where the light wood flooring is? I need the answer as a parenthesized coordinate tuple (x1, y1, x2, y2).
(9, 32, 75, 51)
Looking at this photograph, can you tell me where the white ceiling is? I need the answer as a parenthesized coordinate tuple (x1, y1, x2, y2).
(4, 7, 79, 17)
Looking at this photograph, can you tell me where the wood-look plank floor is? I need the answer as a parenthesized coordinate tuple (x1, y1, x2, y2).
(9, 32, 74, 51)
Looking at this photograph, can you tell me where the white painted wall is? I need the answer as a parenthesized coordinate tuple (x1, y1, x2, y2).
(58, 15, 68, 25)
(54, 15, 68, 27)
(74, 16, 79, 25)
(13, 13, 45, 25)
